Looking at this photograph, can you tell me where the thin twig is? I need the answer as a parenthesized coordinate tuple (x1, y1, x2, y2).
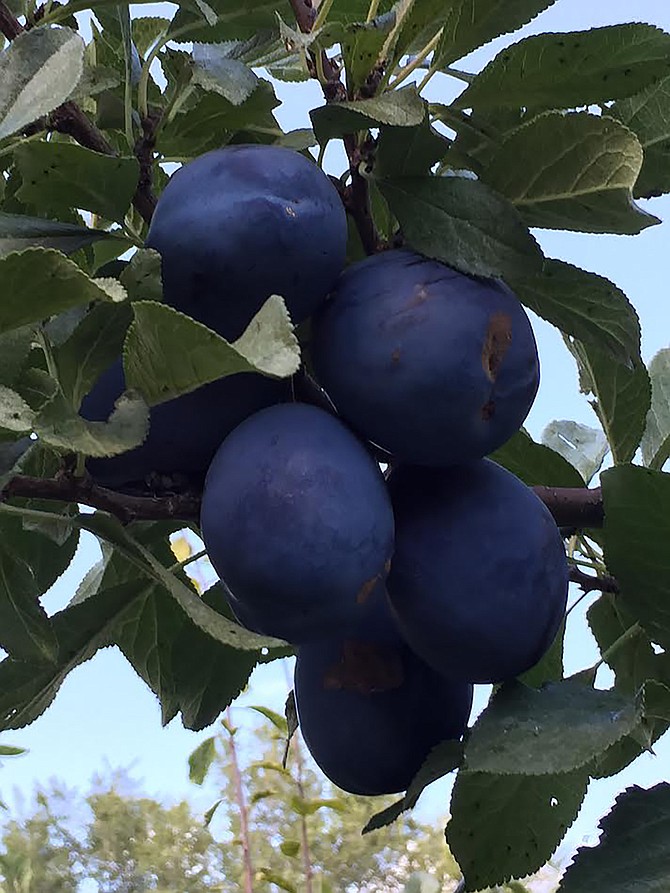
(568, 566, 619, 595)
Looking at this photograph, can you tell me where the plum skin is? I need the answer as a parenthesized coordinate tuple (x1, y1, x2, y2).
(80, 359, 288, 488)
(295, 584, 473, 796)
(386, 459, 569, 684)
(146, 144, 347, 341)
(199, 403, 395, 644)
(312, 248, 540, 467)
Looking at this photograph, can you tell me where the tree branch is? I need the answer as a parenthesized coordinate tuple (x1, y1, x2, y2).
(0, 0, 158, 226)
(2, 474, 200, 524)
(534, 486, 604, 529)
(569, 566, 619, 595)
(2, 470, 606, 532)
(288, 0, 317, 33)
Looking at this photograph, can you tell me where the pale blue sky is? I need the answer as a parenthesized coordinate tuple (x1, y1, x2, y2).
(2, 0, 670, 874)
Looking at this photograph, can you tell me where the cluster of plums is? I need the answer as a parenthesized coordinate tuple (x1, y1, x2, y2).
(82, 145, 569, 796)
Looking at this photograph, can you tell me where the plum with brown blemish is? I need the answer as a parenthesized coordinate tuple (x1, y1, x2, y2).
(200, 403, 395, 643)
(387, 460, 569, 684)
(311, 249, 539, 467)
(295, 583, 473, 795)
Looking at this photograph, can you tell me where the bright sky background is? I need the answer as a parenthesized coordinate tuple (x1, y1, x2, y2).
(2, 0, 670, 877)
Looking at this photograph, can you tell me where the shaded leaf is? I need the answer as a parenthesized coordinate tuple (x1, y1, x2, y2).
(568, 339, 651, 465)
(559, 783, 670, 893)
(465, 679, 640, 775)
(612, 73, 670, 198)
(380, 175, 542, 279)
(511, 259, 642, 366)
(363, 739, 463, 833)
(490, 429, 585, 487)
(0, 247, 123, 336)
(447, 768, 588, 891)
(375, 116, 447, 178)
(0, 213, 115, 258)
(456, 25, 670, 111)
(310, 86, 424, 143)
(15, 142, 139, 224)
(192, 43, 259, 106)
(482, 112, 657, 235)
(602, 465, 670, 653)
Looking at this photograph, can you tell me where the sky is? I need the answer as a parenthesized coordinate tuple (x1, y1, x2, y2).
(2, 0, 670, 877)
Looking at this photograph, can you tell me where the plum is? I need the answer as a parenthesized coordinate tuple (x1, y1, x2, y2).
(311, 248, 539, 466)
(295, 583, 473, 795)
(199, 403, 395, 643)
(80, 359, 288, 488)
(386, 459, 569, 684)
(146, 145, 347, 340)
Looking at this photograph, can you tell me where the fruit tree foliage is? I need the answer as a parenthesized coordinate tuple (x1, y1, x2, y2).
(0, 1, 670, 890)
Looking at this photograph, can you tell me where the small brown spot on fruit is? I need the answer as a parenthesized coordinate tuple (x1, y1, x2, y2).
(323, 641, 404, 693)
(482, 312, 512, 382)
(357, 574, 378, 604)
(481, 400, 495, 421)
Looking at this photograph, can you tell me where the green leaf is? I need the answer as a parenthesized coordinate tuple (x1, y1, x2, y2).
(363, 739, 463, 833)
(279, 839, 300, 858)
(455, 24, 670, 111)
(169, 0, 294, 44)
(0, 386, 36, 433)
(256, 869, 297, 893)
(15, 141, 139, 224)
(33, 388, 149, 458)
(0, 580, 141, 731)
(188, 736, 217, 784)
(0, 744, 25, 756)
(602, 465, 670, 652)
(0, 517, 61, 663)
(434, 0, 558, 68)
(0, 438, 33, 490)
(341, 17, 393, 93)
(375, 116, 447, 178)
(55, 302, 133, 410)
(519, 618, 565, 689)
(310, 86, 424, 143)
(83, 513, 285, 653)
(558, 783, 670, 893)
(511, 259, 642, 366)
(0, 247, 125, 336)
(132, 16, 170, 56)
(612, 74, 670, 198)
(490, 429, 585, 487)
(157, 80, 280, 157)
(641, 348, 670, 470)
(119, 248, 163, 301)
(465, 679, 640, 775)
(447, 768, 588, 891)
(380, 175, 542, 279)
(0, 213, 116, 258)
(192, 43, 259, 106)
(482, 112, 657, 235)
(568, 340, 651, 465)
(124, 297, 299, 407)
(249, 705, 288, 735)
(587, 593, 667, 695)
(0, 25, 84, 140)
(541, 420, 608, 484)
(290, 796, 347, 816)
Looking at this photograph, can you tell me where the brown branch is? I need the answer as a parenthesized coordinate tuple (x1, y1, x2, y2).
(3, 470, 606, 532)
(533, 485, 604, 529)
(2, 474, 200, 524)
(288, 0, 317, 33)
(0, 0, 157, 226)
(569, 566, 619, 595)
(224, 707, 255, 893)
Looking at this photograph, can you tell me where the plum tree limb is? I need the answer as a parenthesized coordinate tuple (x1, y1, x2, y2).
(0, 0, 157, 225)
(1, 473, 605, 529)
